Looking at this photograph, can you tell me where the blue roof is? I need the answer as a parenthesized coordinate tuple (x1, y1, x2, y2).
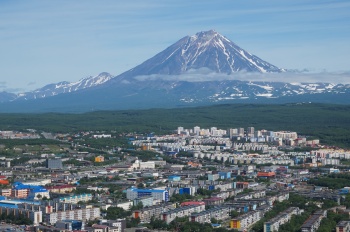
(0, 202, 19, 209)
(13, 182, 46, 191)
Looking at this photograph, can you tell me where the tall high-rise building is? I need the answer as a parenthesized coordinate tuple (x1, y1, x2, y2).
(177, 127, 184, 134)
(228, 128, 238, 138)
(238, 128, 245, 136)
(193, 126, 201, 135)
(247, 127, 255, 137)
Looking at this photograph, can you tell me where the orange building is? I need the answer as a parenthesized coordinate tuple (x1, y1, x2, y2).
(188, 161, 202, 168)
(11, 189, 30, 198)
(257, 171, 276, 178)
(0, 179, 9, 185)
(230, 219, 241, 229)
(95, 155, 105, 162)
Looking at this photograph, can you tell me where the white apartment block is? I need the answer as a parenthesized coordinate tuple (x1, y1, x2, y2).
(190, 206, 230, 224)
(132, 203, 176, 223)
(231, 210, 262, 231)
(45, 207, 100, 225)
(274, 131, 298, 140)
(264, 207, 302, 232)
(300, 210, 327, 232)
(58, 194, 93, 204)
(162, 204, 205, 224)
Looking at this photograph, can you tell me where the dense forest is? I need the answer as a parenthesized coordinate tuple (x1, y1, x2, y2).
(0, 103, 350, 147)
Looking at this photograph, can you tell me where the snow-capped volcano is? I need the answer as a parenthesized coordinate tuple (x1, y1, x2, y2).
(1, 30, 349, 113)
(115, 30, 283, 81)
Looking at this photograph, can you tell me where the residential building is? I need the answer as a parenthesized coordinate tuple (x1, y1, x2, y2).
(180, 201, 205, 207)
(58, 193, 92, 204)
(231, 210, 262, 231)
(45, 206, 100, 225)
(190, 206, 231, 224)
(264, 207, 302, 232)
(133, 197, 154, 207)
(126, 188, 169, 202)
(46, 184, 76, 193)
(203, 197, 224, 206)
(0, 201, 42, 225)
(336, 221, 350, 232)
(95, 156, 105, 163)
(300, 210, 327, 232)
(56, 220, 85, 231)
(132, 203, 176, 223)
(99, 219, 126, 232)
(162, 204, 205, 224)
(46, 158, 63, 169)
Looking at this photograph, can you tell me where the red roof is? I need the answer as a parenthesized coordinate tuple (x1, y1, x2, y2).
(257, 172, 275, 177)
(180, 201, 205, 207)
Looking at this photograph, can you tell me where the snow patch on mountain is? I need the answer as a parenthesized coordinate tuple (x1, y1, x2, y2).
(14, 72, 113, 101)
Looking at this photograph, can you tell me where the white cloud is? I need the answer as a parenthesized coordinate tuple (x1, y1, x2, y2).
(133, 68, 350, 84)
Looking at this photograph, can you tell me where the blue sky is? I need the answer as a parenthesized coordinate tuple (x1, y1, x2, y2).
(1, 0, 349, 92)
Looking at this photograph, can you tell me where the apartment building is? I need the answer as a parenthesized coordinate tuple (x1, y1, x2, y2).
(190, 206, 231, 224)
(11, 188, 30, 198)
(132, 203, 176, 223)
(230, 210, 262, 231)
(0, 205, 42, 225)
(58, 193, 92, 203)
(45, 207, 100, 225)
(98, 219, 126, 232)
(162, 204, 205, 224)
(202, 197, 224, 206)
(126, 188, 169, 202)
(300, 210, 327, 232)
(336, 221, 350, 232)
(264, 207, 302, 232)
(46, 184, 76, 193)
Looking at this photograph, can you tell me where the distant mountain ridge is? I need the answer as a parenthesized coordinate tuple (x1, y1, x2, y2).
(1, 72, 113, 102)
(0, 30, 349, 112)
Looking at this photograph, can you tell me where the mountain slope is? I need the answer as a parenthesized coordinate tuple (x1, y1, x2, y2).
(113, 30, 282, 83)
(14, 72, 113, 101)
(0, 91, 16, 103)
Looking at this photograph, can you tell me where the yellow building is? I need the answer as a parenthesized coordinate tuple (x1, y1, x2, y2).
(230, 219, 241, 229)
(95, 155, 105, 162)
